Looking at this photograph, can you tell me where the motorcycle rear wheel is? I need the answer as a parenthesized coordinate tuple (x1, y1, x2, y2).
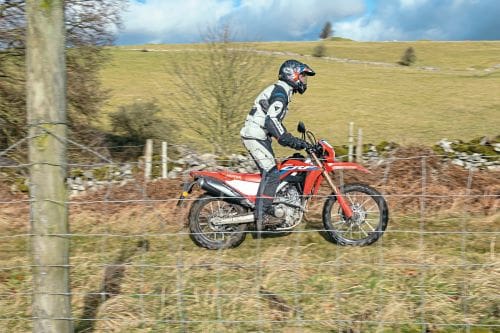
(322, 183, 389, 246)
(189, 194, 248, 250)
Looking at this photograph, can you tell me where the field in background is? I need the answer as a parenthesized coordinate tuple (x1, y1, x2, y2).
(100, 40, 500, 151)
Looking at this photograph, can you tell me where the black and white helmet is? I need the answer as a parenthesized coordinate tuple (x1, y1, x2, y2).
(278, 59, 316, 94)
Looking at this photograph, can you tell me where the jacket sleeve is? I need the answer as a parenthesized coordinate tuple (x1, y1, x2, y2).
(263, 101, 306, 150)
(277, 132, 309, 150)
(264, 100, 287, 139)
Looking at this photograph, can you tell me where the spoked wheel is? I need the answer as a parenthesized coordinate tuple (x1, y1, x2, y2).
(322, 183, 389, 246)
(189, 194, 248, 250)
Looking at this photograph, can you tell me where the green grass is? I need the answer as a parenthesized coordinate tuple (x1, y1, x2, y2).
(99, 40, 500, 154)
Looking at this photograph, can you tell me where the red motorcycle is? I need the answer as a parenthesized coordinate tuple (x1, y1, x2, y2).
(178, 122, 388, 250)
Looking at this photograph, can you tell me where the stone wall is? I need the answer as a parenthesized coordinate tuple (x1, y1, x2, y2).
(435, 138, 500, 171)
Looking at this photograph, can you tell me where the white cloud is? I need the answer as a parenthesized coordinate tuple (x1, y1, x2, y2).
(399, 0, 429, 9)
(230, 0, 365, 41)
(334, 0, 500, 41)
(120, 0, 234, 43)
(118, 0, 500, 44)
(119, 0, 365, 44)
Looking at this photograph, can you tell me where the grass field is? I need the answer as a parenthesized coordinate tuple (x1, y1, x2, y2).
(99, 40, 500, 152)
(1, 200, 498, 332)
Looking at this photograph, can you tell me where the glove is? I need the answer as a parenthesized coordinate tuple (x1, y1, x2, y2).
(278, 132, 309, 150)
(295, 139, 310, 150)
(307, 143, 323, 155)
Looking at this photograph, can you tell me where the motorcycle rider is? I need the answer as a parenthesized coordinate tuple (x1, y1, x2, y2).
(240, 59, 316, 223)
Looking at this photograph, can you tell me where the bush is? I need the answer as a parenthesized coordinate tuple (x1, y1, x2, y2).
(108, 99, 177, 147)
(398, 47, 416, 66)
(312, 44, 327, 57)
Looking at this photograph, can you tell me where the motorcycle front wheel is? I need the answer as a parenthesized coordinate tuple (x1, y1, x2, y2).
(322, 183, 389, 246)
(188, 194, 248, 250)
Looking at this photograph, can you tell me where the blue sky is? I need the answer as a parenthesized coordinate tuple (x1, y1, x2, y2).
(117, 0, 500, 45)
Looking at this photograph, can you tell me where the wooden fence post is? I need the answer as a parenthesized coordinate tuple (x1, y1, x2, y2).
(348, 122, 354, 162)
(162, 141, 168, 179)
(356, 128, 363, 163)
(145, 139, 153, 181)
(26, 0, 73, 331)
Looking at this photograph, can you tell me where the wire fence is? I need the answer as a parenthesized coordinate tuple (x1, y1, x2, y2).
(0, 137, 499, 332)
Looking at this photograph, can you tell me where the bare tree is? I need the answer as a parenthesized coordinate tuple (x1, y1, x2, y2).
(26, 1, 71, 331)
(0, 0, 25, 148)
(319, 21, 333, 39)
(170, 25, 270, 155)
(0, 0, 126, 149)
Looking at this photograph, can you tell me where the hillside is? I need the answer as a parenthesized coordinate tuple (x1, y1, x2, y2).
(99, 40, 500, 152)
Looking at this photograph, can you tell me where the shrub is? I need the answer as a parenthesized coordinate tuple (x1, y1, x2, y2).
(108, 99, 177, 147)
(398, 47, 416, 66)
(312, 44, 327, 57)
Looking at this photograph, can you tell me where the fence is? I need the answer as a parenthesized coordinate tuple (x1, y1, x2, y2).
(0, 137, 498, 332)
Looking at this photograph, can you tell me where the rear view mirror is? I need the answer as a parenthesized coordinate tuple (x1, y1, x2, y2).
(297, 121, 306, 134)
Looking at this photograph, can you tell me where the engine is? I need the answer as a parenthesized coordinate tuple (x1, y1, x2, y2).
(273, 183, 304, 230)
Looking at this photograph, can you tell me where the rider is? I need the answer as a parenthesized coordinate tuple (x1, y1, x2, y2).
(240, 59, 316, 223)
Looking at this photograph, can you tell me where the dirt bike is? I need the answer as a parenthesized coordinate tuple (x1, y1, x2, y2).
(178, 122, 389, 250)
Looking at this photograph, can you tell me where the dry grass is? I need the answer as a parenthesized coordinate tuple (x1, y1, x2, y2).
(1, 159, 498, 332)
(1, 210, 498, 332)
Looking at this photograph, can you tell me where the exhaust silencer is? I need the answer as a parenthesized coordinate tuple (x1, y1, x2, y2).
(210, 214, 255, 226)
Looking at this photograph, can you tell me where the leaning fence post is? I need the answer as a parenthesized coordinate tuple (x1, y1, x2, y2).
(356, 128, 363, 163)
(162, 141, 168, 179)
(348, 122, 354, 162)
(145, 139, 153, 181)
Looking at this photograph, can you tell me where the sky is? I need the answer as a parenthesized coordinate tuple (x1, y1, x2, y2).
(117, 0, 500, 45)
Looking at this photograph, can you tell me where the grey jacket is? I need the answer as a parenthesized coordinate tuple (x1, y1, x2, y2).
(240, 80, 293, 141)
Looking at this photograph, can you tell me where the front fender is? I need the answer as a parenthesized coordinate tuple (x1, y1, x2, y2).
(326, 162, 371, 173)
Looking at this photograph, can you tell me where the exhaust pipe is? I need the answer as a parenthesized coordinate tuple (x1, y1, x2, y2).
(210, 214, 255, 226)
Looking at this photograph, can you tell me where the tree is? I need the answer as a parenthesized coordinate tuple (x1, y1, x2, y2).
(170, 25, 270, 155)
(319, 21, 333, 39)
(399, 47, 417, 66)
(0, 0, 126, 150)
(0, 0, 26, 149)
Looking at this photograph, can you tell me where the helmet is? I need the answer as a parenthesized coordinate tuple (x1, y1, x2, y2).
(278, 59, 316, 94)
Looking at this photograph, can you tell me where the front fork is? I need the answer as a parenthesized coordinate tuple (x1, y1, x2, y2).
(310, 152, 353, 219)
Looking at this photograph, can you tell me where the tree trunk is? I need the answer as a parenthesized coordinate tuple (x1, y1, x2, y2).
(26, 0, 73, 332)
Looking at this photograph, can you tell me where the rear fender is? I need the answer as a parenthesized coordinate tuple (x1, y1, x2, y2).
(176, 180, 197, 207)
(178, 176, 253, 209)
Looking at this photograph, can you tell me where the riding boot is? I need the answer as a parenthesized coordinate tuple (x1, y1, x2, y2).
(255, 167, 280, 223)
